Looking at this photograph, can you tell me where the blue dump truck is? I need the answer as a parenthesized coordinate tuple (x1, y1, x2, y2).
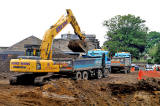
(53, 49, 111, 80)
(111, 52, 131, 74)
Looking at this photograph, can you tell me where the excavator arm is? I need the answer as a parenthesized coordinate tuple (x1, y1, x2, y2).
(67, 9, 85, 40)
(40, 9, 86, 60)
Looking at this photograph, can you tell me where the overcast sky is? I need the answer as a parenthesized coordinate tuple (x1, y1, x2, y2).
(0, 0, 160, 47)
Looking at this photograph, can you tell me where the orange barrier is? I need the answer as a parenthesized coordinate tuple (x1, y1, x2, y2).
(130, 67, 135, 72)
(137, 70, 160, 80)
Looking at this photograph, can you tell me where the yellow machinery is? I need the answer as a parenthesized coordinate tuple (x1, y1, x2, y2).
(40, 9, 86, 60)
(10, 9, 87, 85)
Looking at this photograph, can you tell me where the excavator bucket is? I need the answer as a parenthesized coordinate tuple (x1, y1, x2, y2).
(68, 40, 88, 52)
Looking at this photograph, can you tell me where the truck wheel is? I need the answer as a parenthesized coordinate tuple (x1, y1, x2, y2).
(108, 67, 111, 73)
(96, 70, 103, 79)
(124, 70, 128, 74)
(75, 72, 82, 80)
(127, 69, 131, 73)
(104, 68, 110, 78)
(82, 71, 88, 80)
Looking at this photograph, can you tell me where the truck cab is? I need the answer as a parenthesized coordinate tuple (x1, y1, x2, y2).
(86, 49, 111, 69)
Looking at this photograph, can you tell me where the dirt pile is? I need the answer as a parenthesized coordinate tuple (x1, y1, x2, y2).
(52, 52, 78, 58)
(15, 78, 115, 106)
(68, 40, 88, 52)
(108, 78, 160, 106)
(109, 78, 160, 96)
(137, 78, 160, 91)
(13, 77, 160, 106)
(0, 72, 160, 106)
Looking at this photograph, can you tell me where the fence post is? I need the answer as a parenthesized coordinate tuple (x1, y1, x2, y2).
(137, 70, 143, 80)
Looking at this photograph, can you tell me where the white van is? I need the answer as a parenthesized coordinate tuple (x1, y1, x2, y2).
(145, 64, 153, 71)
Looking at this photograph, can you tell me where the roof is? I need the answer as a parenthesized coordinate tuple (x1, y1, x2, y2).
(0, 50, 24, 55)
(0, 47, 8, 49)
(7, 35, 41, 51)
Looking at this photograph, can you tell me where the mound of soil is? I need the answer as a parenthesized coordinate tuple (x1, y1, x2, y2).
(0, 72, 160, 106)
(68, 40, 88, 52)
(14, 77, 160, 106)
(52, 52, 78, 58)
(108, 78, 160, 96)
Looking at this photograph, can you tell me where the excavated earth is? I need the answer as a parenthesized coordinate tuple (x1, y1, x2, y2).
(0, 71, 160, 106)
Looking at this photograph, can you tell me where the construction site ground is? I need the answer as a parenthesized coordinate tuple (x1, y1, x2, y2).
(0, 71, 160, 106)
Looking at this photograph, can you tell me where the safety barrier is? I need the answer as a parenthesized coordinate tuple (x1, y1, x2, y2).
(137, 70, 160, 80)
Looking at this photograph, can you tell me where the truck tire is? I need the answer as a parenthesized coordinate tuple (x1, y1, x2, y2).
(127, 69, 131, 73)
(124, 70, 128, 74)
(75, 71, 82, 80)
(103, 68, 110, 78)
(108, 67, 111, 73)
(95, 70, 103, 79)
(82, 71, 88, 80)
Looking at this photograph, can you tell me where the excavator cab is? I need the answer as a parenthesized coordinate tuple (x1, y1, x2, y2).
(24, 44, 40, 56)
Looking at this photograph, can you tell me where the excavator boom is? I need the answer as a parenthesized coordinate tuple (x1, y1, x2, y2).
(40, 9, 87, 60)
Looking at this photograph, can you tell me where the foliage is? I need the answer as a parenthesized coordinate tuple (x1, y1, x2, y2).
(145, 31, 160, 53)
(148, 44, 158, 58)
(154, 43, 160, 64)
(147, 42, 160, 64)
(132, 58, 147, 63)
(103, 14, 148, 59)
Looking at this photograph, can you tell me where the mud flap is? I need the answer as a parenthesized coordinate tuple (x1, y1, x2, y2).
(102, 53, 108, 77)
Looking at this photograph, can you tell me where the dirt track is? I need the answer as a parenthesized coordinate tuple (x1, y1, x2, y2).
(0, 72, 160, 106)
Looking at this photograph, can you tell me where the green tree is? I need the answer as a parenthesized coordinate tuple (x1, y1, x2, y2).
(154, 43, 160, 63)
(103, 14, 148, 59)
(147, 44, 158, 63)
(145, 31, 160, 53)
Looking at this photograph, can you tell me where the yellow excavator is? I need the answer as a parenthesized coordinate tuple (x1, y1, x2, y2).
(10, 9, 88, 85)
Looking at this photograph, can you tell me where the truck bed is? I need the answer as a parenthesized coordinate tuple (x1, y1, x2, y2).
(53, 57, 102, 72)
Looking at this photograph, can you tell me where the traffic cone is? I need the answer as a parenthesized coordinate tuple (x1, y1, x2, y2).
(131, 67, 135, 72)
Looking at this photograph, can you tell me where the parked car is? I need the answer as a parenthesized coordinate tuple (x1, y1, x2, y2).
(134, 65, 139, 71)
(145, 64, 153, 71)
